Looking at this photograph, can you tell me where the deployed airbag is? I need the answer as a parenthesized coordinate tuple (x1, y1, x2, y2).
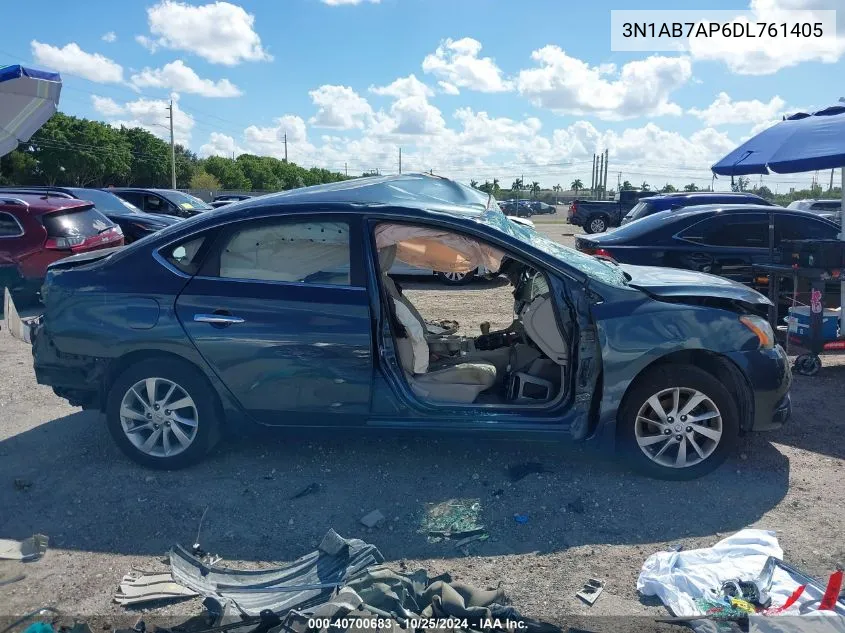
(375, 224, 504, 273)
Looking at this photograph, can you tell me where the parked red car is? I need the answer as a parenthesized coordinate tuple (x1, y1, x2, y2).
(1, 193, 124, 302)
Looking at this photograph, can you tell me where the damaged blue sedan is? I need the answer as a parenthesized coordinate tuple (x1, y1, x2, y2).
(4, 174, 791, 479)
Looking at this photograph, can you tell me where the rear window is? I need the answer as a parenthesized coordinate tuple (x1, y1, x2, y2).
(627, 201, 660, 220)
(42, 207, 114, 238)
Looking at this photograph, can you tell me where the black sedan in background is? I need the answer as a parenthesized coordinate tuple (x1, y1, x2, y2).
(109, 188, 213, 219)
(210, 194, 253, 208)
(576, 204, 840, 302)
(0, 187, 181, 243)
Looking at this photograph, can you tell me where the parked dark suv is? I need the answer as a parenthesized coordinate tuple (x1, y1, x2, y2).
(621, 192, 773, 225)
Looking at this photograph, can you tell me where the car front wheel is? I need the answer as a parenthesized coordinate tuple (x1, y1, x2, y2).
(106, 358, 221, 469)
(619, 365, 739, 480)
(436, 269, 476, 285)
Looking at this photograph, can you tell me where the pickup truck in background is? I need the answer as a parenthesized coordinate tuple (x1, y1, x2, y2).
(567, 189, 653, 233)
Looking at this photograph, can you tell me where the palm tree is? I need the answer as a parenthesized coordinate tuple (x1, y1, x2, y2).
(470, 179, 479, 189)
(492, 178, 500, 195)
(641, 181, 651, 192)
(683, 183, 699, 192)
(621, 180, 633, 191)
(661, 183, 677, 193)
(571, 179, 583, 195)
(530, 181, 540, 198)
(552, 183, 562, 203)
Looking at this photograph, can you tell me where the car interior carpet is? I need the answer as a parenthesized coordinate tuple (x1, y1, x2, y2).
(168, 529, 384, 616)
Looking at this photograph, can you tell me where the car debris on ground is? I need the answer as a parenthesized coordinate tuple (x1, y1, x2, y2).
(638, 529, 845, 629)
(420, 498, 486, 541)
(0, 533, 48, 561)
(359, 509, 386, 528)
(98, 530, 561, 633)
(575, 579, 604, 606)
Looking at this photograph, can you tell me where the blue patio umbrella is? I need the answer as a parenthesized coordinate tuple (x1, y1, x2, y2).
(0, 64, 62, 157)
(712, 102, 845, 332)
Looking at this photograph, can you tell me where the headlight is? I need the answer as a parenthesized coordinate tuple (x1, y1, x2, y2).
(740, 314, 775, 349)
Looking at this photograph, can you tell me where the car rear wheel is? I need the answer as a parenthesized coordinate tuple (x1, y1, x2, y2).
(435, 269, 476, 285)
(106, 358, 221, 469)
(618, 365, 739, 480)
(585, 215, 608, 234)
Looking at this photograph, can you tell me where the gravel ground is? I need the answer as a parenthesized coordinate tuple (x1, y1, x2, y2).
(1, 219, 844, 630)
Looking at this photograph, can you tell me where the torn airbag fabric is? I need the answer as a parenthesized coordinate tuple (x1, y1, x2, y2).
(375, 224, 504, 273)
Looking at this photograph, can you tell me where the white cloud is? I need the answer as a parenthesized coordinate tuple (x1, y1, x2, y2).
(92, 94, 194, 145)
(245, 115, 308, 146)
(438, 81, 460, 95)
(199, 132, 245, 158)
(31, 41, 123, 83)
(101, 32, 117, 43)
(517, 47, 691, 120)
(135, 35, 158, 52)
(130, 60, 242, 97)
(320, 0, 379, 4)
(142, 1, 272, 66)
(308, 85, 374, 129)
(422, 37, 512, 93)
(370, 74, 433, 99)
(688, 92, 786, 126)
(91, 96, 125, 116)
(688, 0, 845, 74)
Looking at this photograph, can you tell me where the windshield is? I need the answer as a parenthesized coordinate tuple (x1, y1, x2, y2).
(162, 191, 213, 211)
(478, 207, 628, 288)
(69, 188, 142, 214)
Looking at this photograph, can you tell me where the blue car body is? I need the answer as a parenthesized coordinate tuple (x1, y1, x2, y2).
(621, 192, 773, 225)
(19, 175, 792, 477)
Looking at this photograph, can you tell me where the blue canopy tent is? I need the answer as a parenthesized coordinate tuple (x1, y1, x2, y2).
(0, 64, 62, 157)
(712, 102, 845, 334)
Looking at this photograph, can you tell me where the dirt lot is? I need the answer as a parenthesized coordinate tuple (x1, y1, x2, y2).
(1, 219, 844, 630)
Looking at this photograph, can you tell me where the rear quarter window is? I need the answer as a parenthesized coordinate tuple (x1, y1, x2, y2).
(42, 207, 114, 237)
(0, 212, 23, 237)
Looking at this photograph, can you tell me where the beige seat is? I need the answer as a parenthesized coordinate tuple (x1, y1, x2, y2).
(378, 247, 496, 403)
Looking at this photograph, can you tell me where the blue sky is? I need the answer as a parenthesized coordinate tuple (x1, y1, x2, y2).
(4, 0, 844, 190)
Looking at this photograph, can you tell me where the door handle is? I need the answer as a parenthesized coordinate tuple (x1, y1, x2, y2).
(194, 313, 245, 325)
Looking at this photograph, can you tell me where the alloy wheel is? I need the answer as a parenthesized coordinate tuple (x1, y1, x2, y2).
(442, 272, 468, 282)
(119, 377, 199, 457)
(589, 217, 607, 233)
(634, 387, 722, 469)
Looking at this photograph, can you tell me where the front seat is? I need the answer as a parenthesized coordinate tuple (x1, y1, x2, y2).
(378, 247, 496, 403)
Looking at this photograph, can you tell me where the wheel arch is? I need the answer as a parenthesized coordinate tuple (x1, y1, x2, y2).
(618, 349, 754, 435)
(101, 350, 227, 422)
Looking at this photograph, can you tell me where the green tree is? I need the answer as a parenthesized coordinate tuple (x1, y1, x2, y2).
(121, 126, 169, 187)
(470, 179, 479, 189)
(640, 181, 651, 192)
(570, 179, 583, 194)
(511, 177, 523, 192)
(237, 154, 283, 190)
(731, 176, 750, 192)
(661, 183, 677, 193)
(683, 183, 699, 192)
(530, 181, 540, 197)
(621, 180, 634, 190)
(203, 155, 251, 190)
(0, 150, 39, 185)
(190, 170, 222, 190)
(754, 185, 775, 200)
(175, 146, 199, 189)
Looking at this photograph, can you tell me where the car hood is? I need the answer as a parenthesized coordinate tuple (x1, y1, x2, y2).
(620, 263, 771, 307)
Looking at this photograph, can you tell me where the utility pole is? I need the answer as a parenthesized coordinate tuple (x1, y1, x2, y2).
(590, 154, 596, 196)
(283, 133, 288, 163)
(830, 168, 835, 192)
(617, 171, 622, 194)
(399, 147, 402, 174)
(167, 99, 176, 189)
(603, 149, 609, 198)
(345, 162, 348, 177)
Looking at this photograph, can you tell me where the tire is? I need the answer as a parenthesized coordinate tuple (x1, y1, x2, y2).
(585, 215, 608, 234)
(618, 365, 740, 480)
(435, 269, 476, 286)
(106, 358, 222, 469)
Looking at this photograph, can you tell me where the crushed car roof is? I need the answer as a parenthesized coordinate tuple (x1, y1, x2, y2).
(239, 173, 493, 215)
